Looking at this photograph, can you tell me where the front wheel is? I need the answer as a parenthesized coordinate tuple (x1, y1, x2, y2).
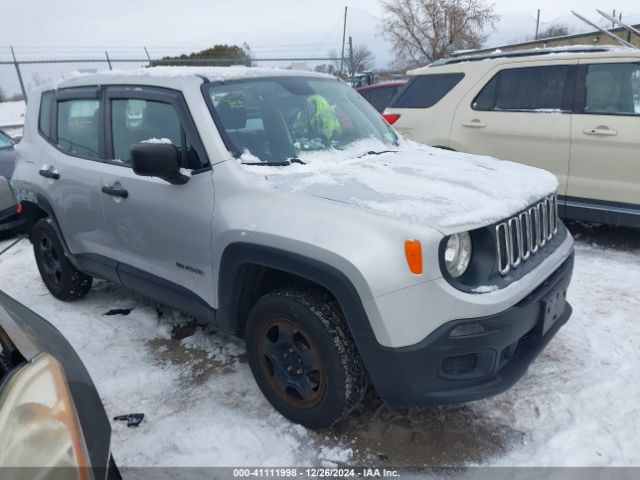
(245, 288, 367, 429)
(32, 218, 92, 301)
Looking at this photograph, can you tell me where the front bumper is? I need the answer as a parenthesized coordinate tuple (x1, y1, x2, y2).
(364, 253, 574, 406)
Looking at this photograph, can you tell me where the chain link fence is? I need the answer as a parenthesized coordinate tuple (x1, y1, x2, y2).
(0, 47, 341, 139)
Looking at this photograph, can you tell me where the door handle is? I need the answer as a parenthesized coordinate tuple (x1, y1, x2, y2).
(39, 168, 59, 180)
(101, 185, 129, 198)
(582, 126, 618, 137)
(462, 120, 487, 128)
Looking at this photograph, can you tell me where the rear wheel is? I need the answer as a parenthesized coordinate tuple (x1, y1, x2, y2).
(245, 288, 367, 429)
(32, 218, 92, 301)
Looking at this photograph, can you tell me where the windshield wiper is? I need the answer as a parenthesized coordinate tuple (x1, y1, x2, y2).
(241, 158, 306, 166)
(358, 150, 399, 158)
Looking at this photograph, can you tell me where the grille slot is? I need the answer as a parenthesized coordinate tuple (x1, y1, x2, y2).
(496, 194, 559, 275)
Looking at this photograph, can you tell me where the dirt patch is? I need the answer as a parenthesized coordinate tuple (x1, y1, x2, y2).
(322, 391, 525, 467)
(147, 322, 244, 386)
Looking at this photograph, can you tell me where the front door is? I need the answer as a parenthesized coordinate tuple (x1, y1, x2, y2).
(569, 61, 640, 210)
(98, 86, 215, 306)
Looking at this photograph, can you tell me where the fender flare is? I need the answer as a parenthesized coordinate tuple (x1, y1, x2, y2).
(216, 242, 391, 368)
(20, 195, 82, 270)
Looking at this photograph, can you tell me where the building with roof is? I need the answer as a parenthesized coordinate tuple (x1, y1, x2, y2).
(457, 24, 640, 57)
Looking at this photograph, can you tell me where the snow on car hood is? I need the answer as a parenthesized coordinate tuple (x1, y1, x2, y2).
(239, 139, 559, 233)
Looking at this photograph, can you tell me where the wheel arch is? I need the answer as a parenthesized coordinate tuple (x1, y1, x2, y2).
(19, 196, 80, 269)
(217, 242, 376, 344)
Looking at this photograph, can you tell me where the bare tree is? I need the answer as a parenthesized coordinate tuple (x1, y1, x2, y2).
(537, 23, 571, 39)
(329, 45, 375, 76)
(380, 0, 499, 67)
(351, 45, 375, 74)
(314, 63, 337, 75)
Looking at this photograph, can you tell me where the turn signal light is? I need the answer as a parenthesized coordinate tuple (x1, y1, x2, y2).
(383, 113, 401, 125)
(404, 240, 423, 275)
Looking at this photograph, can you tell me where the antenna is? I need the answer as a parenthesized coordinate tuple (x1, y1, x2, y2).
(570, 11, 636, 48)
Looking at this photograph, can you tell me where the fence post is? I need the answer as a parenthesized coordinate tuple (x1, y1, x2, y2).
(10, 46, 28, 104)
(105, 51, 113, 70)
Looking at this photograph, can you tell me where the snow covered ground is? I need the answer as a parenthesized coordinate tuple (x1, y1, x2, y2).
(0, 100, 26, 130)
(0, 223, 638, 467)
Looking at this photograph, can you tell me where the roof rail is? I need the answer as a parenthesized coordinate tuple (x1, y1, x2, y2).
(431, 46, 623, 67)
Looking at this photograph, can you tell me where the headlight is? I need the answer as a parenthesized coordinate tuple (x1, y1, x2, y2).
(444, 232, 472, 278)
(0, 353, 90, 477)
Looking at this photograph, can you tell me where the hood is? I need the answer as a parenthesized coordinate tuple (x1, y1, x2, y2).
(239, 140, 559, 233)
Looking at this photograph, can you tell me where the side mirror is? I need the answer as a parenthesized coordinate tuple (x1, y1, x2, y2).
(130, 143, 189, 185)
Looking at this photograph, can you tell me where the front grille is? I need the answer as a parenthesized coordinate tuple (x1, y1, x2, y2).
(496, 194, 559, 275)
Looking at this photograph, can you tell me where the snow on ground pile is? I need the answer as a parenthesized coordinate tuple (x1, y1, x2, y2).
(0, 100, 25, 129)
(483, 242, 640, 466)
(0, 233, 639, 466)
(239, 139, 558, 232)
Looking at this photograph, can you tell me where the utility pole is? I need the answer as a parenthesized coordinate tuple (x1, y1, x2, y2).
(340, 6, 348, 77)
(535, 9, 541, 40)
(348, 36, 355, 85)
(10, 46, 28, 104)
(612, 10, 616, 29)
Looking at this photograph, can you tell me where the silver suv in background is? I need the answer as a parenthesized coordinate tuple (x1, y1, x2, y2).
(11, 68, 574, 428)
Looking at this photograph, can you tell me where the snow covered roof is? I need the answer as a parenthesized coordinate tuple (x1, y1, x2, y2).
(67, 66, 333, 84)
(410, 45, 640, 74)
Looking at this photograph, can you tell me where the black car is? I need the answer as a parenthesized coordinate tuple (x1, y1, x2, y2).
(0, 289, 121, 479)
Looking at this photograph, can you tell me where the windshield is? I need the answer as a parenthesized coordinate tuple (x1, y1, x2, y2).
(204, 76, 398, 163)
(0, 132, 14, 149)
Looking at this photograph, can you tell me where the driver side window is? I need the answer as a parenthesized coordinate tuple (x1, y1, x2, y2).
(110, 98, 201, 167)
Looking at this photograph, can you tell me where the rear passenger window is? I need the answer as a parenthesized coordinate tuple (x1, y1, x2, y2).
(473, 66, 570, 112)
(38, 91, 54, 140)
(57, 99, 101, 159)
(390, 74, 464, 109)
(584, 63, 640, 116)
(110, 99, 200, 168)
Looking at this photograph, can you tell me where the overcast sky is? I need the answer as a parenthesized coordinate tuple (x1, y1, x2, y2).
(1, 0, 639, 67)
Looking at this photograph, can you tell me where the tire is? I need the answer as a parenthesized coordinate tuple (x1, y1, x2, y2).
(245, 288, 367, 429)
(32, 218, 92, 301)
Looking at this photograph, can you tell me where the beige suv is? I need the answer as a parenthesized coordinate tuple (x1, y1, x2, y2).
(385, 46, 640, 228)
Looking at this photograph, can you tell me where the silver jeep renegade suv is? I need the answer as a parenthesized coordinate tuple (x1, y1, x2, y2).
(11, 67, 574, 428)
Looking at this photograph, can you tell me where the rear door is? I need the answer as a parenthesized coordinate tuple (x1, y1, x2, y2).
(41, 87, 108, 257)
(99, 86, 216, 304)
(568, 60, 640, 213)
(450, 61, 577, 196)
